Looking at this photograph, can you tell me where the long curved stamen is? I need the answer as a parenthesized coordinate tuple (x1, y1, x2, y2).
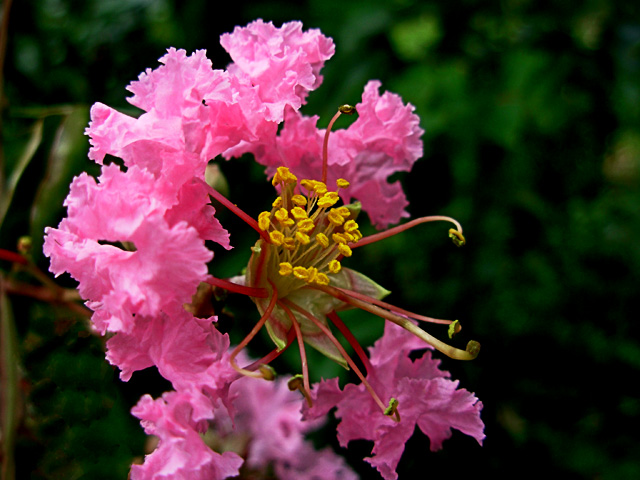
(209, 187, 270, 242)
(278, 301, 312, 406)
(322, 105, 356, 184)
(239, 327, 296, 377)
(352, 215, 465, 249)
(327, 311, 373, 373)
(230, 281, 279, 378)
(314, 284, 480, 361)
(281, 298, 392, 417)
(330, 285, 458, 327)
(206, 276, 269, 298)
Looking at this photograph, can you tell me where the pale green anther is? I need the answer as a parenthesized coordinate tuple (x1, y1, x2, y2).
(384, 398, 399, 416)
(259, 364, 277, 381)
(287, 374, 305, 391)
(339, 104, 356, 115)
(448, 228, 466, 247)
(448, 320, 459, 339)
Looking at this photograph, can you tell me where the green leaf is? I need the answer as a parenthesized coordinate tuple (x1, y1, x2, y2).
(0, 119, 44, 228)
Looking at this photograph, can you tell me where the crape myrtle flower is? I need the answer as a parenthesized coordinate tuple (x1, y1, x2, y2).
(43, 18, 483, 479)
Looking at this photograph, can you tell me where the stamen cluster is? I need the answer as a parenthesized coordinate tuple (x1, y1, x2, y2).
(257, 166, 362, 292)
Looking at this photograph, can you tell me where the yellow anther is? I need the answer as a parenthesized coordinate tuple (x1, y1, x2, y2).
(275, 208, 290, 223)
(351, 229, 363, 242)
(338, 243, 352, 257)
(315, 233, 329, 248)
(293, 266, 310, 280)
(272, 166, 297, 186)
(283, 237, 296, 250)
(258, 211, 271, 231)
(314, 182, 328, 195)
(306, 267, 319, 283)
(297, 219, 315, 233)
(272, 196, 283, 208)
(315, 273, 330, 285)
(291, 194, 307, 206)
(335, 206, 351, 218)
(317, 191, 339, 208)
(336, 178, 350, 189)
(328, 259, 342, 274)
(269, 231, 285, 246)
(344, 220, 359, 232)
(295, 231, 311, 245)
(291, 207, 308, 220)
(300, 179, 314, 191)
(279, 262, 293, 276)
(327, 209, 345, 226)
(332, 232, 349, 244)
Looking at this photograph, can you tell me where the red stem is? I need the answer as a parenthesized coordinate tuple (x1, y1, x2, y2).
(205, 276, 268, 298)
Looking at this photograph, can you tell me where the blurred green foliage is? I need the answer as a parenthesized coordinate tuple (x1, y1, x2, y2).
(1, 0, 639, 478)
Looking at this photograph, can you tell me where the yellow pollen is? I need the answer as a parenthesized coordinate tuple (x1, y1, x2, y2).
(283, 237, 296, 250)
(338, 243, 353, 257)
(258, 211, 271, 231)
(293, 266, 310, 280)
(291, 194, 307, 206)
(291, 207, 308, 220)
(316, 233, 329, 247)
(306, 267, 319, 283)
(279, 262, 293, 276)
(269, 231, 285, 245)
(336, 178, 350, 189)
(297, 219, 315, 233)
(295, 231, 311, 245)
(272, 196, 283, 208)
(272, 166, 297, 185)
(332, 232, 349, 244)
(344, 220, 359, 232)
(328, 259, 341, 273)
(336, 206, 351, 218)
(315, 273, 330, 285)
(317, 191, 339, 208)
(327, 209, 345, 226)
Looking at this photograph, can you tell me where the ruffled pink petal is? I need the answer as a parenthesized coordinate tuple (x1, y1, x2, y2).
(130, 392, 243, 480)
(220, 19, 334, 122)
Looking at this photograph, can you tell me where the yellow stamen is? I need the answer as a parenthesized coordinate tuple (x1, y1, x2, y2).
(295, 231, 311, 245)
(258, 211, 271, 231)
(327, 209, 345, 226)
(328, 259, 341, 274)
(269, 231, 285, 246)
(344, 220, 359, 232)
(316, 233, 329, 248)
(291, 207, 308, 220)
(292, 194, 307, 206)
(283, 237, 296, 250)
(297, 219, 315, 233)
(336, 178, 350, 189)
(279, 262, 293, 276)
(338, 243, 352, 257)
(293, 266, 310, 280)
(272, 196, 283, 208)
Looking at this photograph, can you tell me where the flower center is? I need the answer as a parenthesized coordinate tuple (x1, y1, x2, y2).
(252, 166, 362, 298)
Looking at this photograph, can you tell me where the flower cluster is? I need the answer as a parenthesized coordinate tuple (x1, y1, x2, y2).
(44, 19, 483, 479)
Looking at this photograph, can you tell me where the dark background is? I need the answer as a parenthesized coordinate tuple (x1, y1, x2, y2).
(1, 0, 639, 478)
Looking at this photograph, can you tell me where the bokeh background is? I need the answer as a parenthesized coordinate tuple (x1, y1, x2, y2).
(1, 0, 639, 478)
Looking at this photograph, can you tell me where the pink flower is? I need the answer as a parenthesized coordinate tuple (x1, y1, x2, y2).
(303, 321, 485, 480)
(220, 19, 335, 122)
(226, 80, 424, 228)
(43, 165, 217, 335)
(130, 391, 243, 480)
